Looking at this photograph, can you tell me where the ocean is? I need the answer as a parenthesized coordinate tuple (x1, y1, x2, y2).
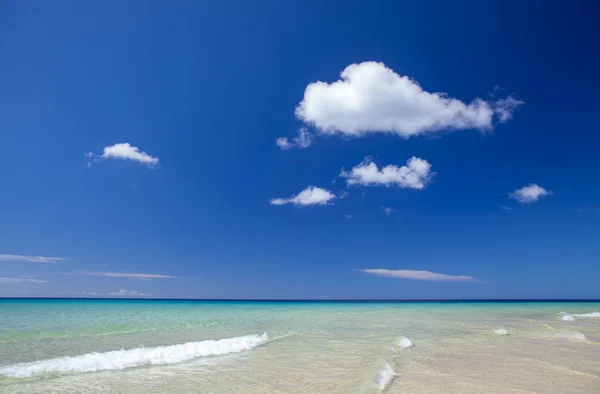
(0, 299, 599, 393)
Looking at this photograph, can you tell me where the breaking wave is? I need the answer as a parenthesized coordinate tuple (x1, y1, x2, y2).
(558, 312, 575, 321)
(0, 333, 269, 378)
(373, 362, 397, 391)
(567, 332, 586, 341)
(395, 336, 414, 349)
(494, 328, 509, 335)
(573, 312, 600, 318)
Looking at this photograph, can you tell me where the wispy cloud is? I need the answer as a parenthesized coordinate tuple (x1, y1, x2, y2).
(340, 157, 433, 189)
(296, 61, 522, 138)
(509, 184, 552, 203)
(362, 268, 475, 282)
(270, 186, 336, 206)
(276, 128, 313, 150)
(501, 206, 513, 210)
(82, 289, 150, 297)
(0, 277, 47, 283)
(382, 206, 396, 216)
(109, 289, 148, 296)
(73, 271, 174, 280)
(0, 254, 66, 263)
(87, 143, 159, 167)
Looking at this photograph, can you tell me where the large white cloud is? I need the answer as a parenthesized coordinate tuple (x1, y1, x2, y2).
(509, 184, 552, 203)
(0, 254, 66, 263)
(362, 269, 475, 282)
(100, 143, 159, 167)
(341, 157, 433, 189)
(295, 61, 522, 137)
(270, 186, 335, 206)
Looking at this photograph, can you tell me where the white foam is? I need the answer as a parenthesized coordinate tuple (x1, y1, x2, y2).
(373, 362, 397, 391)
(494, 328, 509, 335)
(395, 336, 414, 349)
(573, 312, 600, 317)
(568, 332, 586, 341)
(558, 312, 575, 321)
(0, 333, 269, 378)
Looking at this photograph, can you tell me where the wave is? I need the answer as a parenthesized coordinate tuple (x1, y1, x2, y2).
(395, 336, 414, 349)
(373, 362, 397, 391)
(558, 312, 575, 321)
(573, 312, 600, 317)
(567, 332, 586, 341)
(493, 328, 508, 335)
(0, 333, 269, 378)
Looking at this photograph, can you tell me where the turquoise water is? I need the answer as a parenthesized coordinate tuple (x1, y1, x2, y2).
(1, 299, 599, 393)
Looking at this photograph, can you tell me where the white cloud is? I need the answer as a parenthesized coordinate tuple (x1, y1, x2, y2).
(0, 277, 47, 283)
(100, 143, 159, 167)
(509, 184, 552, 203)
(382, 206, 396, 216)
(341, 157, 433, 189)
(74, 271, 174, 280)
(270, 186, 336, 206)
(82, 289, 150, 297)
(276, 128, 313, 150)
(295, 61, 522, 137)
(501, 206, 513, 210)
(362, 269, 475, 282)
(344, 214, 353, 219)
(108, 289, 147, 296)
(0, 254, 66, 263)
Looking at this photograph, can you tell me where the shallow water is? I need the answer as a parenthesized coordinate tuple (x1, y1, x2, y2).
(0, 300, 599, 393)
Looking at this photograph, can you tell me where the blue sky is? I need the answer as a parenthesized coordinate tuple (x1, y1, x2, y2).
(1, 0, 599, 299)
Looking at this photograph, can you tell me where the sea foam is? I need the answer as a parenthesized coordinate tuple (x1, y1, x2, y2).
(573, 312, 600, 317)
(558, 312, 575, 321)
(395, 336, 414, 349)
(568, 332, 586, 341)
(494, 328, 509, 335)
(373, 362, 397, 391)
(0, 333, 269, 378)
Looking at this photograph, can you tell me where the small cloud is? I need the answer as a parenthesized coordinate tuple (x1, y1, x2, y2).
(344, 214, 353, 219)
(0, 254, 66, 263)
(575, 208, 584, 213)
(509, 184, 552, 203)
(270, 186, 336, 206)
(0, 277, 47, 283)
(501, 206, 513, 210)
(295, 61, 522, 138)
(362, 268, 475, 282)
(276, 128, 313, 150)
(108, 289, 148, 296)
(493, 96, 525, 123)
(73, 271, 174, 280)
(382, 206, 396, 216)
(341, 156, 433, 189)
(93, 143, 159, 167)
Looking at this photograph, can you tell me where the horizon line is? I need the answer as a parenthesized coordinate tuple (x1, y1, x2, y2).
(1, 297, 599, 302)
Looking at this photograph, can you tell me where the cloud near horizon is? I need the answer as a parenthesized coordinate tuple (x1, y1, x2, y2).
(295, 61, 522, 138)
(0, 254, 66, 263)
(94, 143, 159, 167)
(362, 268, 476, 282)
(341, 157, 433, 189)
(509, 184, 552, 203)
(270, 186, 336, 206)
(73, 271, 174, 280)
(0, 277, 47, 283)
